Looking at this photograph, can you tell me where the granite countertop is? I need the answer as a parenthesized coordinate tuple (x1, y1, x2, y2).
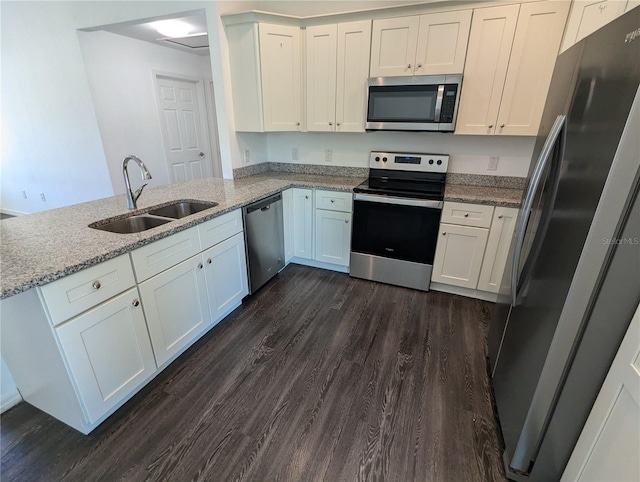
(444, 184, 524, 208)
(0, 173, 364, 300)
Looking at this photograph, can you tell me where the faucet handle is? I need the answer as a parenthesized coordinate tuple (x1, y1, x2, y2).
(133, 183, 148, 203)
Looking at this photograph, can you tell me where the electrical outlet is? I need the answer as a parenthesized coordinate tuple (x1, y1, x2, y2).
(488, 156, 499, 171)
(244, 149, 251, 163)
(21, 190, 27, 199)
(292, 148, 299, 161)
(325, 149, 333, 163)
(40, 192, 46, 201)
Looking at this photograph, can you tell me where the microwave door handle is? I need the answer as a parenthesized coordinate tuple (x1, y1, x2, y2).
(434, 85, 445, 122)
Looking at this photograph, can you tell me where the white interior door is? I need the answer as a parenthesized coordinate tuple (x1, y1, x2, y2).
(155, 75, 212, 183)
(562, 302, 640, 481)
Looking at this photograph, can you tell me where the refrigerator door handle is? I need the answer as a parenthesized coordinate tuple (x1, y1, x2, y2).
(511, 115, 566, 306)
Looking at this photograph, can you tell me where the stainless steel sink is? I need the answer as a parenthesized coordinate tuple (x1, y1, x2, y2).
(89, 200, 218, 234)
(90, 215, 172, 234)
(147, 201, 217, 219)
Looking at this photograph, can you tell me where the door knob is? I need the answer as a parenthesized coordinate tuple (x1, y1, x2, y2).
(132, 299, 140, 307)
(92, 281, 101, 290)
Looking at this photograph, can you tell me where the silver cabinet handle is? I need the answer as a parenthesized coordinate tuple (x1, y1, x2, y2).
(197, 262, 203, 269)
(498, 215, 503, 219)
(417, 63, 422, 68)
(464, 213, 469, 217)
(330, 199, 335, 203)
(336, 122, 341, 126)
(329, 122, 333, 126)
(207, 258, 212, 264)
(442, 232, 447, 235)
(407, 63, 412, 69)
(500, 124, 505, 128)
(511, 115, 566, 306)
(92, 281, 101, 290)
(132, 299, 140, 307)
(296, 122, 300, 126)
(199, 152, 205, 157)
(345, 219, 349, 223)
(488, 124, 494, 129)
(305, 195, 309, 199)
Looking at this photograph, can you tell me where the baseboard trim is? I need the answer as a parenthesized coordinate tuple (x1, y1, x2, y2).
(430, 282, 498, 302)
(288, 258, 349, 273)
(1, 208, 27, 217)
(1, 390, 22, 413)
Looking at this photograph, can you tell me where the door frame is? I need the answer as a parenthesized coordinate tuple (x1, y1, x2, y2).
(152, 70, 214, 181)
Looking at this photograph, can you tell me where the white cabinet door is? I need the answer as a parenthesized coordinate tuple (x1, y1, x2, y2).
(496, 1, 570, 136)
(455, 4, 520, 135)
(282, 188, 294, 263)
(432, 223, 489, 289)
(306, 24, 337, 132)
(415, 10, 471, 75)
(370, 16, 420, 77)
(138, 255, 211, 367)
(336, 20, 371, 132)
(315, 210, 352, 267)
(477, 207, 518, 293)
(292, 188, 314, 259)
(562, 303, 640, 482)
(56, 288, 156, 424)
(561, 0, 630, 52)
(202, 232, 248, 324)
(259, 23, 302, 131)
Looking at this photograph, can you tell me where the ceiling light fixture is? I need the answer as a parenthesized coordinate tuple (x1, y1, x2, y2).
(153, 19, 192, 38)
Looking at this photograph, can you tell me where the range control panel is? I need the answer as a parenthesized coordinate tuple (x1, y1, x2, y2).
(369, 151, 449, 173)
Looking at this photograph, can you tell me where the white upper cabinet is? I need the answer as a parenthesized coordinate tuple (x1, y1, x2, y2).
(306, 24, 338, 132)
(259, 23, 302, 131)
(226, 21, 302, 132)
(306, 20, 371, 132)
(561, 0, 634, 52)
(456, 2, 570, 136)
(370, 10, 471, 77)
(414, 10, 472, 75)
(370, 16, 419, 77)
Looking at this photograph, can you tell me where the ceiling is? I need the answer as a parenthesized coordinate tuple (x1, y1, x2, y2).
(86, 1, 439, 56)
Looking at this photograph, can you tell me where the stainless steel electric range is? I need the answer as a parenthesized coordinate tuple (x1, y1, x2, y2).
(350, 151, 448, 291)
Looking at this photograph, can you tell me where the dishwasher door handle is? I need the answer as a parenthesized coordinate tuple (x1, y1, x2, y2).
(261, 205, 271, 211)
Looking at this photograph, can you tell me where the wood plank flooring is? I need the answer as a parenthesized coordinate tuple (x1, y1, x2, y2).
(1, 265, 505, 481)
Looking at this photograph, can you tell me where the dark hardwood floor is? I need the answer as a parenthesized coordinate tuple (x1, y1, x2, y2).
(1, 265, 505, 481)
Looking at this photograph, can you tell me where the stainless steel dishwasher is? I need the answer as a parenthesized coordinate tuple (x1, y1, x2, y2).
(243, 193, 285, 294)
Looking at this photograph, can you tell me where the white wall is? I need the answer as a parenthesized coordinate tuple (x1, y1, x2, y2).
(1, 355, 21, 412)
(78, 30, 216, 193)
(1, 1, 115, 214)
(0, 1, 239, 215)
(265, 132, 536, 176)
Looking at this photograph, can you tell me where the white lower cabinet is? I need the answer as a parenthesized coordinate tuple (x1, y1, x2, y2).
(202, 232, 248, 322)
(292, 188, 314, 259)
(477, 207, 519, 293)
(432, 202, 518, 298)
(432, 223, 490, 289)
(138, 255, 211, 368)
(315, 209, 352, 266)
(56, 288, 156, 424)
(1, 209, 249, 434)
(282, 188, 294, 263)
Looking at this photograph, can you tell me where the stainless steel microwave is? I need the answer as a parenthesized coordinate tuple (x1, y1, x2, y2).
(365, 74, 462, 132)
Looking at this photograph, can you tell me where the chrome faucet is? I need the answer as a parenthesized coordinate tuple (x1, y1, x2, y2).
(122, 155, 152, 209)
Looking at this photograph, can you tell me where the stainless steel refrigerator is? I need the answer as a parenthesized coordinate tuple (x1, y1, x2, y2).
(488, 8, 640, 481)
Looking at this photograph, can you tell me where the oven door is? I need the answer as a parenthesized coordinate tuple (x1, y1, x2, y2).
(350, 193, 443, 291)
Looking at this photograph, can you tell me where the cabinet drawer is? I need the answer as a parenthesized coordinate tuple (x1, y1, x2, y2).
(130, 227, 200, 282)
(441, 201, 494, 228)
(198, 209, 243, 251)
(315, 190, 353, 213)
(40, 254, 135, 326)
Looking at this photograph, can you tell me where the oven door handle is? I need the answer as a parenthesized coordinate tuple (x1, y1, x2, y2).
(354, 193, 443, 209)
